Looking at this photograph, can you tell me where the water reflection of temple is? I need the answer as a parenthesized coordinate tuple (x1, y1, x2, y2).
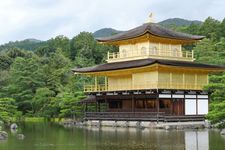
(84, 127, 209, 150)
(185, 130, 209, 150)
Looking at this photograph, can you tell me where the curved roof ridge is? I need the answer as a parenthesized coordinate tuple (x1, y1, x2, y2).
(96, 23, 205, 42)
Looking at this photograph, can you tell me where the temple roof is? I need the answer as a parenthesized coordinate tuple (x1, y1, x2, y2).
(96, 23, 205, 43)
(72, 58, 225, 73)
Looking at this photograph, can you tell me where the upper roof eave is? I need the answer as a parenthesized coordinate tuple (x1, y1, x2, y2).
(96, 23, 205, 43)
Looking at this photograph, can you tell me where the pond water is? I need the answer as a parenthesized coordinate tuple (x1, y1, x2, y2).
(0, 122, 225, 150)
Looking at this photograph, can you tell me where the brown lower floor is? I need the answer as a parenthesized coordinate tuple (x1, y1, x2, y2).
(106, 99, 184, 115)
(81, 90, 208, 121)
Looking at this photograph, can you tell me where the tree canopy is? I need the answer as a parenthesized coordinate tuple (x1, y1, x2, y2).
(0, 31, 117, 121)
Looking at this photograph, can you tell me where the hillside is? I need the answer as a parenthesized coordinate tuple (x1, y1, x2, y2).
(93, 18, 202, 38)
(0, 38, 46, 51)
(158, 18, 202, 27)
(93, 28, 122, 38)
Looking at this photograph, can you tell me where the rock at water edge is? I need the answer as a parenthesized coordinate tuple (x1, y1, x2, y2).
(0, 131, 8, 140)
(220, 129, 225, 135)
(10, 123, 18, 130)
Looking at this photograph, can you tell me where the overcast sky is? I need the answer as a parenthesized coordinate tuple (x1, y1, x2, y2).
(0, 0, 224, 44)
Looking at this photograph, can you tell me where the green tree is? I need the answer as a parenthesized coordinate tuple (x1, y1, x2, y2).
(6, 47, 31, 59)
(194, 38, 225, 65)
(184, 23, 201, 35)
(32, 87, 59, 119)
(71, 32, 118, 66)
(207, 101, 225, 128)
(58, 91, 85, 119)
(219, 18, 225, 38)
(40, 50, 72, 94)
(194, 38, 217, 64)
(35, 46, 55, 57)
(32, 88, 55, 114)
(0, 54, 13, 70)
(48, 35, 70, 57)
(71, 32, 96, 66)
(0, 70, 10, 98)
(7, 57, 45, 114)
(0, 98, 21, 124)
(35, 35, 70, 58)
(199, 17, 220, 41)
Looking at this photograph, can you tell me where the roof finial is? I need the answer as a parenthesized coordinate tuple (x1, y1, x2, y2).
(145, 12, 154, 23)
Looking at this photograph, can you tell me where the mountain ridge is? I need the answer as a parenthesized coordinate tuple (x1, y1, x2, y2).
(0, 18, 202, 50)
(93, 18, 202, 38)
(0, 38, 46, 51)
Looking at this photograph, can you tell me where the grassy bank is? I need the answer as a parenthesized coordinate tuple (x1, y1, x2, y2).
(24, 117, 64, 123)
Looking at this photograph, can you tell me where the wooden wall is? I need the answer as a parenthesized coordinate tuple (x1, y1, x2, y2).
(158, 71, 208, 89)
(132, 71, 158, 89)
(108, 75, 132, 91)
(107, 70, 208, 91)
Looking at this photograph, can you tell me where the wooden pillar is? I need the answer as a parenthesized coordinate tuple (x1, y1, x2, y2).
(144, 100, 147, 110)
(171, 99, 174, 115)
(98, 102, 100, 112)
(95, 101, 97, 112)
(105, 95, 108, 112)
(132, 95, 134, 112)
(196, 93, 198, 115)
(177, 99, 180, 116)
(171, 93, 173, 115)
(156, 91, 159, 123)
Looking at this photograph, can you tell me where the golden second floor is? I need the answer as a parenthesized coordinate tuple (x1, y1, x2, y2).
(107, 41, 194, 63)
(83, 70, 208, 93)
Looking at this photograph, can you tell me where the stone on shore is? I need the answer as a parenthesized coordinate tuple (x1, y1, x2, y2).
(10, 123, 18, 130)
(220, 129, 225, 135)
(0, 131, 8, 140)
(164, 125, 172, 130)
(204, 120, 211, 128)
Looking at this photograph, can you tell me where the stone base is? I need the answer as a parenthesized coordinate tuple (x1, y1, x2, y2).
(83, 120, 208, 129)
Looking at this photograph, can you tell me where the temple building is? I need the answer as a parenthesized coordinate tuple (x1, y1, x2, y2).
(72, 16, 225, 122)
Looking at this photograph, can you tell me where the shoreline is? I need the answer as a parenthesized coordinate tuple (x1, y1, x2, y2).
(61, 120, 211, 130)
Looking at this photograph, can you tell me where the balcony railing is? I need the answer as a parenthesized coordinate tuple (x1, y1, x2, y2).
(83, 83, 206, 93)
(84, 84, 107, 93)
(107, 49, 194, 63)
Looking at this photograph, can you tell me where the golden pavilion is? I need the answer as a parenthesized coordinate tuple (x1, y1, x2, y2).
(72, 16, 225, 122)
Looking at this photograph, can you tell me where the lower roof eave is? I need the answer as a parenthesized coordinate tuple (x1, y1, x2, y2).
(72, 58, 225, 75)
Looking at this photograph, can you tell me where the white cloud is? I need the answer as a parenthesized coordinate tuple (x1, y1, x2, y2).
(0, 0, 225, 44)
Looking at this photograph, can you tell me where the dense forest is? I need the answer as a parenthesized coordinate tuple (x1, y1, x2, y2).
(0, 17, 225, 127)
